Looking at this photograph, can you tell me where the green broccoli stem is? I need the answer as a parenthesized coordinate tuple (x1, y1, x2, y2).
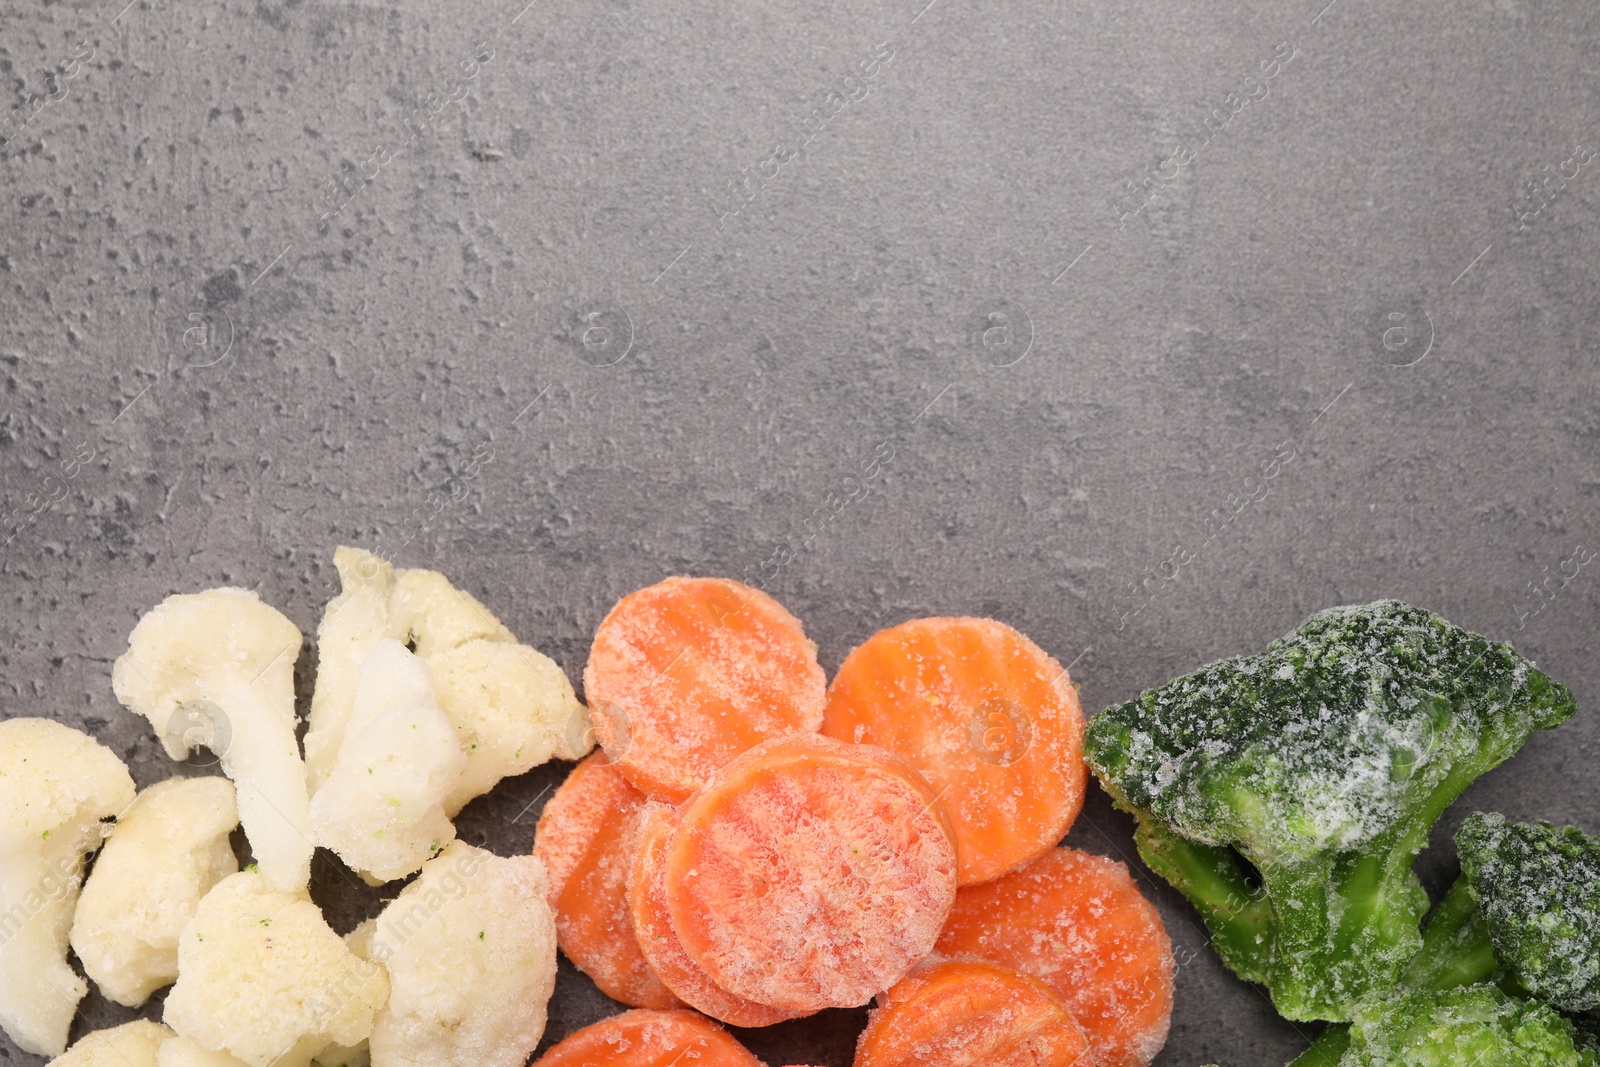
(1132, 816, 1275, 982)
(1260, 709, 1536, 1021)
(1284, 876, 1502, 1066)
(1402, 873, 1499, 992)
(1287, 1024, 1351, 1067)
(1248, 845, 1429, 1021)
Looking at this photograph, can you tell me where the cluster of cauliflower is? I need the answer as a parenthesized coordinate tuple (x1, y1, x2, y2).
(0, 547, 590, 1067)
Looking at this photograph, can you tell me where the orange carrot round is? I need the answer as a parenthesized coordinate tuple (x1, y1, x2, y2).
(534, 752, 679, 1010)
(820, 616, 1087, 885)
(855, 960, 1094, 1067)
(934, 847, 1175, 1067)
(585, 576, 826, 801)
(629, 803, 796, 1028)
(532, 1008, 763, 1067)
(665, 735, 958, 1013)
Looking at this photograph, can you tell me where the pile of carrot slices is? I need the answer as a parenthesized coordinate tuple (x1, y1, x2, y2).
(532, 577, 1175, 1067)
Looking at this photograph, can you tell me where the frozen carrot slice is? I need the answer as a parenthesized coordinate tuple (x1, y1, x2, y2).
(585, 576, 827, 801)
(534, 752, 680, 1010)
(934, 847, 1175, 1067)
(855, 959, 1094, 1067)
(629, 803, 797, 1028)
(820, 616, 1087, 885)
(665, 735, 958, 1013)
(532, 1008, 762, 1067)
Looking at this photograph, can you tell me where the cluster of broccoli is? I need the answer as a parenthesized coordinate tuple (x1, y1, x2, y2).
(1082, 600, 1600, 1066)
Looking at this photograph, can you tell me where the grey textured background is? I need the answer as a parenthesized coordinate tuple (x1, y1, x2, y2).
(3, 0, 1599, 1062)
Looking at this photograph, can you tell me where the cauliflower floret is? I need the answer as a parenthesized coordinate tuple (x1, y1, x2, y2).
(112, 588, 313, 893)
(304, 550, 588, 809)
(163, 871, 388, 1067)
(429, 640, 588, 815)
(70, 776, 239, 1006)
(0, 718, 136, 1057)
(360, 842, 556, 1067)
(157, 1036, 251, 1067)
(47, 1020, 173, 1067)
(388, 567, 515, 655)
(308, 640, 465, 883)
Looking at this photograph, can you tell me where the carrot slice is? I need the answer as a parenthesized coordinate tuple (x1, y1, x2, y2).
(534, 752, 680, 1010)
(855, 960, 1094, 1067)
(585, 576, 827, 801)
(628, 803, 797, 1028)
(934, 847, 1175, 1067)
(532, 1008, 762, 1067)
(820, 616, 1087, 885)
(665, 735, 958, 1013)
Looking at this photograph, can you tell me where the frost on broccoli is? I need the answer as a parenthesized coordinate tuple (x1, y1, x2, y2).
(1084, 601, 1575, 1021)
(1284, 813, 1600, 1067)
(1457, 813, 1600, 1013)
(1342, 984, 1597, 1067)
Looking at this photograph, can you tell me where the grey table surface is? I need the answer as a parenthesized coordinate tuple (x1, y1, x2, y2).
(3, 0, 1599, 1062)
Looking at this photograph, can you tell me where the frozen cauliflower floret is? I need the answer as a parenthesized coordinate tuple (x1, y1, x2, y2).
(70, 776, 239, 1006)
(304, 547, 589, 812)
(112, 588, 313, 893)
(0, 718, 136, 1057)
(308, 640, 465, 883)
(362, 842, 556, 1067)
(163, 871, 388, 1067)
(157, 1036, 252, 1067)
(48, 1020, 173, 1067)
(430, 640, 587, 815)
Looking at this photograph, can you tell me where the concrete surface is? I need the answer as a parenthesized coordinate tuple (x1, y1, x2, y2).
(3, 0, 1599, 1062)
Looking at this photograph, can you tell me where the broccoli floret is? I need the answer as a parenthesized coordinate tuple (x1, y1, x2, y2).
(1456, 813, 1600, 1013)
(1342, 984, 1598, 1067)
(1084, 601, 1575, 1021)
(1287, 815, 1600, 1066)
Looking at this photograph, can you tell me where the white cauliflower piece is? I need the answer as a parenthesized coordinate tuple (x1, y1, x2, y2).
(0, 718, 136, 1057)
(70, 776, 238, 1006)
(362, 842, 556, 1067)
(112, 588, 313, 893)
(157, 1036, 252, 1067)
(344, 918, 377, 958)
(48, 1020, 173, 1067)
(304, 547, 589, 813)
(308, 640, 465, 883)
(162, 871, 388, 1067)
(325, 926, 372, 1067)
(430, 640, 588, 815)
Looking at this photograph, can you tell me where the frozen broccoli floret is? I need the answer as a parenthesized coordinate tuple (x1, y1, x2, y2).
(1285, 814, 1600, 1066)
(1342, 984, 1597, 1067)
(1454, 813, 1600, 1012)
(1084, 601, 1575, 1021)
